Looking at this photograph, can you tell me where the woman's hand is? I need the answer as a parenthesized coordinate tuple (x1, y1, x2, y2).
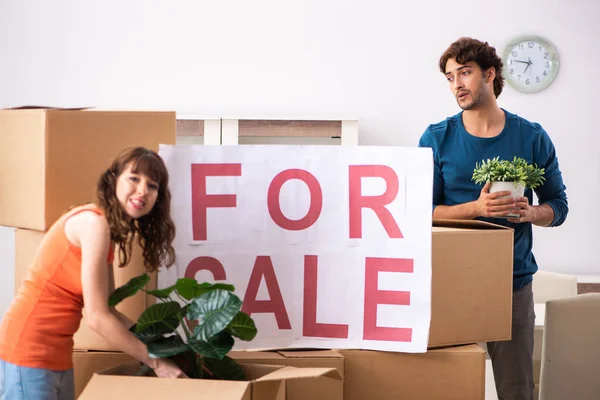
(151, 358, 189, 379)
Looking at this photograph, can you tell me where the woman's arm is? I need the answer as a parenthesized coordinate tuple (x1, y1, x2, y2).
(107, 265, 137, 329)
(75, 212, 185, 378)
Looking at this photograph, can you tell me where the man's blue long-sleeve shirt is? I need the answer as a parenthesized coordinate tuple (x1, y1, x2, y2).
(419, 109, 568, 290)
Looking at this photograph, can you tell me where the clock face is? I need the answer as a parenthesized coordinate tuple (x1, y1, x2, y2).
(503, 37, 559, 93)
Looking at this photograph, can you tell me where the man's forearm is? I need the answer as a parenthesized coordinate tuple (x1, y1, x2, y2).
(432, 202, 479, 220)
(532, 204, 555, 227)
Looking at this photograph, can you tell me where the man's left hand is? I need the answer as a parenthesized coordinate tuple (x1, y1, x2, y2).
(507, 196, 536, 223)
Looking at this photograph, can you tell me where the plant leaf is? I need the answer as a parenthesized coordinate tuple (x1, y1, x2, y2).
(146, 284, 177, 299)
(136, 301, 182, 336)
(147, 335, 190, 359)
(204, 356, 246, 381)
(109, 273, 150, 307)
(226, 312, 257, 341)
(188, 332, 234, 360)
(176, 278, 235, 301)
(187, 289, 242, 341)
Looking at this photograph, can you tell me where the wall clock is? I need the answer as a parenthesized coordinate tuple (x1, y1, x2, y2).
(502, 36, 559, 93)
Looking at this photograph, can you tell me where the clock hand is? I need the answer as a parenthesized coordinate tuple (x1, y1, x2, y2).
(524, 57, 533, 75)
(513, 60, 529, 64)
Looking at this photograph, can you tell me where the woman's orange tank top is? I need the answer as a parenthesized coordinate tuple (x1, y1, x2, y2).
(0, 204, 114, 370)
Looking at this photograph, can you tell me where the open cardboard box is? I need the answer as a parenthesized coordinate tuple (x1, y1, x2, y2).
(429, 219, 513, 347)
(78, 360, 342, 400)
(229, 349, 343, 400)
(73, 351, 135, 398)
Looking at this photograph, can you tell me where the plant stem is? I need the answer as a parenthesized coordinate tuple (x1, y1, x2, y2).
(201, 360, 214, 379)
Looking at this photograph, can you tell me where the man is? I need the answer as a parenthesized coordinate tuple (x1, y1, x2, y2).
(418, 37, 568, 400)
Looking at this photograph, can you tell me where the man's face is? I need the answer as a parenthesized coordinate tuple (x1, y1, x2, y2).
(444, 58, 492, 110)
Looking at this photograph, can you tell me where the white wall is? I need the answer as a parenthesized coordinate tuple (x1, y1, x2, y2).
(0, 0, 598, 276)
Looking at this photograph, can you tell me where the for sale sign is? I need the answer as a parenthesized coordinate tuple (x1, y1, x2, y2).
(158, 144, 433, 352)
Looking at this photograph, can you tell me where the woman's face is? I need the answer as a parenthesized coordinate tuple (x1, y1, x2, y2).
(115, 162, 159, 220)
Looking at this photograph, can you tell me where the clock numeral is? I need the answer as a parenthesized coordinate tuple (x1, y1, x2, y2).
(539, 45, 542, 51)
(546, 61, 550, 68)
(508, 59, 513, 65)
(536, 76, 540, 83)
(510, 68, 515, 75)
(517, 75, 522, 81)
(543, 70, 548, 76)
(544, 52, 549, 59)
(512, 51, 518, 57)
(518, 44, 524, 50)
(526, 78, 531, 85)
(528, 42, 535, 48)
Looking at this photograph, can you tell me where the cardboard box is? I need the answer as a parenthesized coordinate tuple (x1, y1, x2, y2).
(79, 361, 342, 400)
(4, 226, 152, 351)
(340, 344, 486, 400)
(0, 108, 176, 231)
(73, 351, 134, 398)
(430, 220, 513, 347)
(229, 350, 344, 400)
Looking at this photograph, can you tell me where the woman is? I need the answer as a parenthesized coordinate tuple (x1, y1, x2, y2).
(0, 147, 186, 400)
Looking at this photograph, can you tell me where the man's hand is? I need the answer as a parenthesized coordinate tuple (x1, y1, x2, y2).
(475, 182, 516, 218)
(507, 196, 536, 223)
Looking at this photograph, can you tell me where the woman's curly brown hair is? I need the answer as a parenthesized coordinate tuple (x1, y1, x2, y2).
(97, 147, 176, 272)
(439, 37, 505, 98)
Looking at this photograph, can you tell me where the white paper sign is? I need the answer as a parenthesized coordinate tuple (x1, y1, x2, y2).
(158, 144, 433, 353)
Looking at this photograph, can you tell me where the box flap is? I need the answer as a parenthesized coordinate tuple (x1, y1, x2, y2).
(97, 360, 142, 376)
(338, 344, 485, 356)
(429, 344, 486, 355)
(241, 363, 285, 381)
(255, 366, 342, 382)
(277, 350, 342, 359)
(433, 218, 512, 230)
(79, 375, 251, 400)
(4, 105, 92, 110)
(230, 351, 284, 360)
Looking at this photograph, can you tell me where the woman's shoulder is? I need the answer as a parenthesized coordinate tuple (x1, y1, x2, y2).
(63, 204, 110, 246)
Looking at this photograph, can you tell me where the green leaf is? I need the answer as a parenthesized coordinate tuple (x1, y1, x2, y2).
(187, 289, 242, 341)
(226, 312, 257, 341)
(472, 156, 545, 189)
(204, 356, 246, 381)
(109, 273, 150, 307)
(146, 284, 177, 299)
(147, 335, 190, 359)
(136, 301, 182, 336)
(188, 332, 234, 360)
(176, 279, 235, 301)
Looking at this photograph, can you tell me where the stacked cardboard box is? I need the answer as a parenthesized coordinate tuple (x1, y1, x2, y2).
(0, 107, 176, 397)
(340, 344, 486, 400)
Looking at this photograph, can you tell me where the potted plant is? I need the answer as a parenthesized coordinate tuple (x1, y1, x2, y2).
(472, 156, 545, 218)
(108, 274, 257, 380)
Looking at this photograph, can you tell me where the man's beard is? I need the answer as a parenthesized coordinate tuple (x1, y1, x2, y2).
(457, 90, 485, 110)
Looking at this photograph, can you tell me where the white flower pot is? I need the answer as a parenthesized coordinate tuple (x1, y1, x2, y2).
(490, 181, 525, 218)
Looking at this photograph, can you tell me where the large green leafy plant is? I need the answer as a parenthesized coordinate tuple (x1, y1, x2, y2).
(472, 156, 545, 189)
(109, 274, 257, 380)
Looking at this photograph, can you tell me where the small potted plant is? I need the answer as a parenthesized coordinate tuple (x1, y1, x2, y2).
(472, 156, 545, 218)
(109, 274, 257, 380)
